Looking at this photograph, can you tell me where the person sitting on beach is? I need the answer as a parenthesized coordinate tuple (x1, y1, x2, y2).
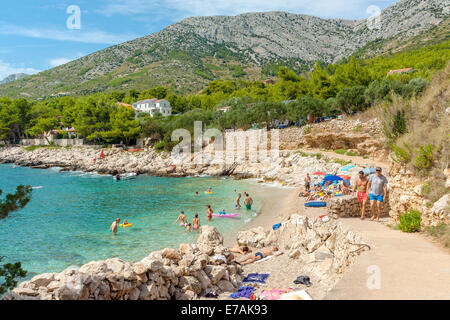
(109, 218, 120, 234)
(229, 246, 252, 255)
(186, 223, 192, 232)
(244, 194, 253, 210)
(206, 205, 213, 221)
(238, 246, 283, 265)
(193, 214, 200, 231)
(174, 211, 187, 226)
(235, 193, 242, 209)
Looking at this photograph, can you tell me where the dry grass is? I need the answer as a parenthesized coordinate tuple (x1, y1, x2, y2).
(375, 63, 449, 178)
(424, 223, 450, 249)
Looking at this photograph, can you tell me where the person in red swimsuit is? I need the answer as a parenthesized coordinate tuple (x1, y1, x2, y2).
(353, 171, 369, 220)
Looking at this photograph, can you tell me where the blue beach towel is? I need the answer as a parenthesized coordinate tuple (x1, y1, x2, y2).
(230, 286, 255, 299)
(243, 273, 270, 284)
(272, 223, 281, 230)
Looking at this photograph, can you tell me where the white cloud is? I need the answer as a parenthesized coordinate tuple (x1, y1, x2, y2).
(0, 59, 40, 81)
(0, 22, 137, 44)
(49, 58, 72, 67)
(100, 0, 394, 20)
(49, 52, 85, 67)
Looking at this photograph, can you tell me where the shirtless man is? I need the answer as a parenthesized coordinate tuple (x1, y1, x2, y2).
(238, 246, 283, 265)
(229, 246, 251, 255)
(206, 205, 213, 221)
(235, 193, 242, 209)
(244, 194, 253, 210)
(353, 171, 369, 219)
(174, 211, 187, 226)
(109, 218, 120, 234)
(304, 173, 311, 192)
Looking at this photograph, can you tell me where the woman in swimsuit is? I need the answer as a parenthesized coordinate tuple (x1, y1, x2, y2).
(193, 214, 200, 231)
(206, 205, 213, 221)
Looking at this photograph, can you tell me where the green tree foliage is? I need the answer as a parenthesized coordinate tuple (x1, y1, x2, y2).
(0, 40, 447, 151)
(0, 257, 27, 295)
(334, 85, 368, 114)
(0, 185, 33, 219)
(101, 107, 141, 145)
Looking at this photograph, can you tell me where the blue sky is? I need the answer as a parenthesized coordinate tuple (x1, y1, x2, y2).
(0, 0, 399, 80)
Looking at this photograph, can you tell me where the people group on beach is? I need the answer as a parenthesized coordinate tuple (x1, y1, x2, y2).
(300, 166, 388, 222)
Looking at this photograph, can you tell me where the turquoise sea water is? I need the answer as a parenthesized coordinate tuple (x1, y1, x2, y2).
(0, 164, 261, 279)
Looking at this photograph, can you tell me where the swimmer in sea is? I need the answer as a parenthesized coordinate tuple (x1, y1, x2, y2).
(174, 211, 187, 226)
(109, 218, 120, 234)
(206, 187, 212, 193)
(193, 214, 200, 231)
(235, 193, 242, 209)
(206, 205, 213, 221)
(186, 223, 192, 232)
(244, 194, 253, 210)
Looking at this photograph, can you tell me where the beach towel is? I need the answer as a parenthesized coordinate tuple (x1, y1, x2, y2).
(280, 290, 313, 300)
(259, 288, 291, 300)
(243, 273, 270, 284)
(254, 255, 274, 263)
(272, 223, 281, 230)
(212, 254, 227, 263)
(230, 286, 255, 299)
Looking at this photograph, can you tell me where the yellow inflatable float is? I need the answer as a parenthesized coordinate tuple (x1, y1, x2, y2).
(119, 223, 133, 227)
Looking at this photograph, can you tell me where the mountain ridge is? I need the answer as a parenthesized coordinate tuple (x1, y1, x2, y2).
(0, 0, 448, 99)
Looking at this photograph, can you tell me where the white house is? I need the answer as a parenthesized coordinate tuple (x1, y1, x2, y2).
(132, 98, 171, 117)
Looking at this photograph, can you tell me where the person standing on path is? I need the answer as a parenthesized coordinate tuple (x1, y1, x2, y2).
(353, 171, 369, 220)
(367, 167, 388, 222)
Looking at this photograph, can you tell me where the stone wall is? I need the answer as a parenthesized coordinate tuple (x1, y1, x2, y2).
(3, 226, 243, 300)
(276, 118, 389, 161)
(388, 162, 449, 226)
(327, 195, 390, 219)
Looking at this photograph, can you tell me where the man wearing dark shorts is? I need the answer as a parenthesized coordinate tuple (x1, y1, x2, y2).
(353, 171, 369, 219)
(367, 167, 388, 222)
(304, 173, 311, 192)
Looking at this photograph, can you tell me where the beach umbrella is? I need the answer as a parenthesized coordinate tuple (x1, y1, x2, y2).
(362, 167, 376, 175)
(340, 164, 355, 172)
(323, 175, 344, 182)
(313, 171, 326, 175)
(338, 175, 351, 180)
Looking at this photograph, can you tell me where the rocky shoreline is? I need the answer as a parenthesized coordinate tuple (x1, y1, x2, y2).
(3, 215, 370, 300)
(0, 145, 347, 187)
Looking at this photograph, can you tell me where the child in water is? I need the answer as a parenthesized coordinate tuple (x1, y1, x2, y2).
(186, 223, 192, 232)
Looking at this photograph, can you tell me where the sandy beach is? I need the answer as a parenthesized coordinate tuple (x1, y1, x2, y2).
(221, 181, 339, 300)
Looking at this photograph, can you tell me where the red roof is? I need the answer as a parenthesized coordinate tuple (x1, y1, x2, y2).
(387, 68, 414, 75)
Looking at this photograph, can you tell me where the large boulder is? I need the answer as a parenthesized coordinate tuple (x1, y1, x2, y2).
(197, 226, 224, 247)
